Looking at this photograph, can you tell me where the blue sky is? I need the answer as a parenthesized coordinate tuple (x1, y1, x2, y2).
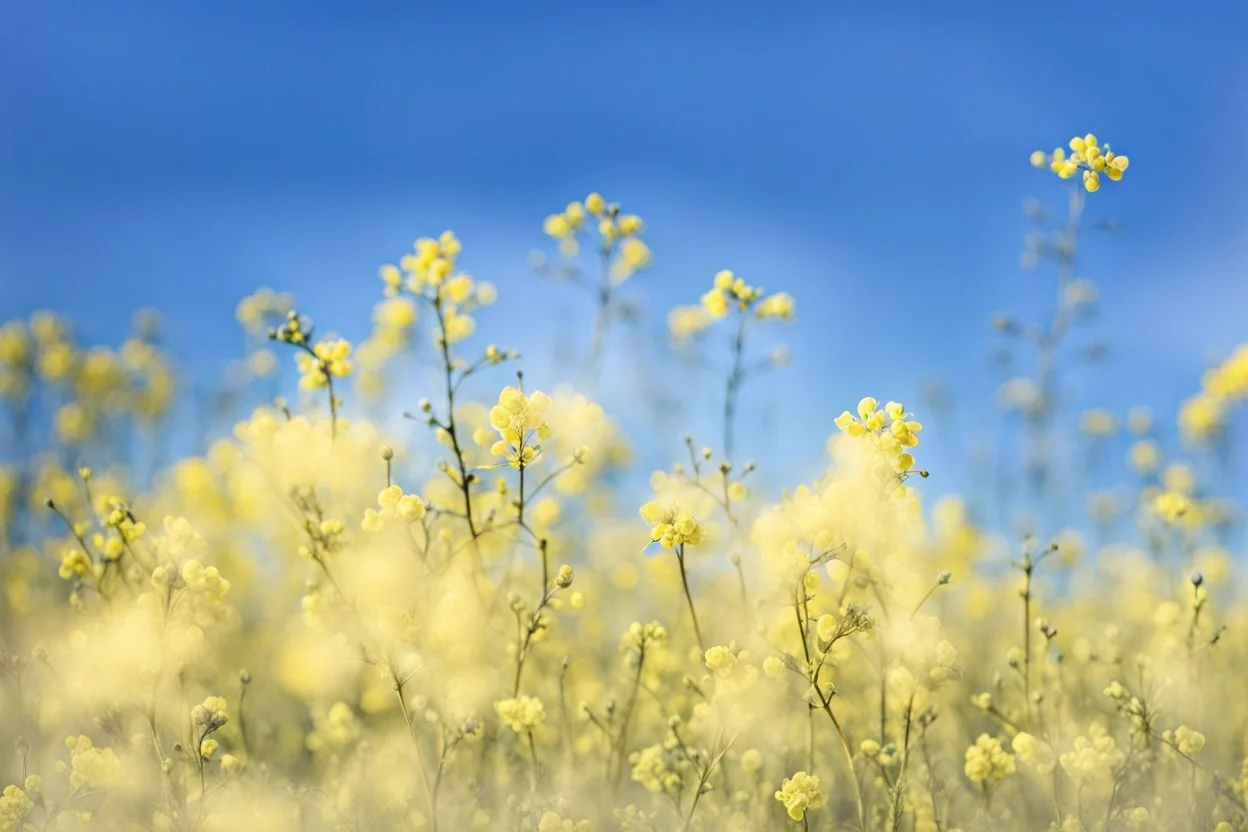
(2, 0, 1246, 514)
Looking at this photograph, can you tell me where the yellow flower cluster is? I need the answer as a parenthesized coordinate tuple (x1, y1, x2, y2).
(0, 785, 32, 832)
(1058, 724, 1123, 790)
(1166, 724, 1207, 756)
(192, 695, 230, 730)
(774, 770, 826, 821)
(702, 270, 794, 321)
(703, 644, 736, 678)
(834, 397, 924, 474)
(542, 193, 653, 282)
(307, 701, 361, 752)
(638, 501, 705, 548)
(57, 546, 90, 580)
(0, 311, 175, 436)
(380, 231, 496, 345)
(385, 230, 464, 294)
(1030, 133, 1129, 192)
(702, 270, 762, 317)
(106, 499, 148, 542)
(236, 287, 294, 335)
(963, 734, 1015, 784)
(622, 620, 668, 650)
(362, 484, 427, 532)
(295, 338, 354, 390)
(1153, 489, 1192, 524)
(669, 270, 796, 342)
(494, 695, 546, 733)
(60, 735, 121, 791)
(0, 324, 31, 400)
(1011, 732, 1057, 774)
(628, 744, 681, 794)
(488, 386, 552, 467)
(178, 559, 232, 603)
(354, 297, 420, 397)
(1179, 344, 1248, 442)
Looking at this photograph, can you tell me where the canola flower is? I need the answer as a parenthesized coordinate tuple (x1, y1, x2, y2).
(1031, 132, 1130, 193)
(670, 269, 796, 461)
(774, 770, 826, 821)
(9, 136, 1248, 832)
(536, 193, 653, 381)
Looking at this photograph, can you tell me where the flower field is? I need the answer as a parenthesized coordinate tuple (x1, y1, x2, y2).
(2, 137, 1247, 832)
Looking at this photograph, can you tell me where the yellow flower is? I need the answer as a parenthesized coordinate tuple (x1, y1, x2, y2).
(611, 238, 653, 282)
(0, 785, 33, 831)
(1128, 440, 1160, 473)
(1036, 134, 1127, 189)
(192, 696, 229, 729)
(1059, 724, 1123, 789)
(617, 214, 644, 235)
(543, 214, 571, 238)
(622, 620, 668, 650)
(701, 289, 731, 318)
(63, 735, 121, 791)
(58, 548, 90, 580)
(1172, 725, 1205, 755)
(295, 339, 353, 390)
(1011, 732, 1056, 774)
(756, 292, 796, 321)
(54, 403, 91, 444)
(964, 734, 1014, 784)
(704, 645, 737, 677)
(1153, 490, 1191, 524)
(668, 305, 713, 342)
(489, 386, 552, 468)
(494, 696, 545, 733)
(774, 770, 825, 821)
(639, 501, 705, 548)
(630, 744, 682, 793)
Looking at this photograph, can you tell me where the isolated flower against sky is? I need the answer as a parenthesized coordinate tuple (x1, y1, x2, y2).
(534, 193, 653, 382)
(379, 230, 498, 347)
(1031, 133, 1129, 193)
(540, 192, 652, 282)
(670, 269, 797, 461)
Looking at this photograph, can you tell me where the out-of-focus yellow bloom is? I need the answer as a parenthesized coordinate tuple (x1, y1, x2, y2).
(1079, 409, 1117, 437)
(62, 735, 121, 790)
(295, 339, 353, 390)
(495, 696, 545, 733)
(236, 287, 294, 334)
(1128, 439, 1160, 474)
(0, 785, 33, 830)
(54, 403, 91, 444)
(964, 734, 1015, 784)
(1012, 732, 1056, 774)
